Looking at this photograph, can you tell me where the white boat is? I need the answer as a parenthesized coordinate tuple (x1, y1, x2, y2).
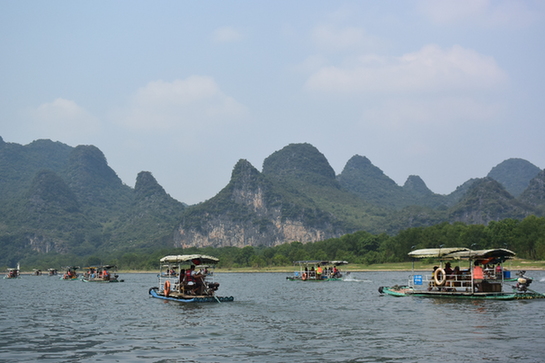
(379, 247, 545, 300)
(286, 260, 348, 281)
(148, 254, 234, 303)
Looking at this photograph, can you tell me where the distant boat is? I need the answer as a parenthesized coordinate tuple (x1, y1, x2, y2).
(48, 268, 58, 276)
(60, 266, 80, 280)
(82, 265, 123, 283)
(379, 247, 545, 300)
(149, 254, 233, 303)
(286, 260, 348, 281)
(4, 265, 20, 279)
(32, 269, 42, 276)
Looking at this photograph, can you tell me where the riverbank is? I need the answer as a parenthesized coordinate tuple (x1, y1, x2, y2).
(14, 258, 543, 275)
(112, 258, 545, 274)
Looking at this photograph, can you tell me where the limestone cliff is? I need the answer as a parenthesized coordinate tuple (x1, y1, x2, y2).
(173, 159, 340, 248)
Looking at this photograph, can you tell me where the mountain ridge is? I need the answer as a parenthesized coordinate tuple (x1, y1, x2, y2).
(0, 137, 543, 264)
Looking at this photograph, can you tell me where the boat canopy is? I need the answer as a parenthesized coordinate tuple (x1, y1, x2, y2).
(408, 248, 470, 259)
(293, 260, 348, 266)
(408, 248, 516, 261)
(160, 254, 219, 265)
(445, 248, 516, 261)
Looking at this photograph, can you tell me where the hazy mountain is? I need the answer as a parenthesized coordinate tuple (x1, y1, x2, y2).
(449, 177, 531, 224)
(0, 136, 543, 261)
(487, 158, 541, 197)
(518, 169, 545, 213)
(0, 137, 188, 263)
(337, 155, 407, 209)
(174, 148, 381, 248)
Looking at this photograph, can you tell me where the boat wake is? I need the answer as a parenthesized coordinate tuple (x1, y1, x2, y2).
(540, 277, 545, 283)
(342, 276, 371, 282)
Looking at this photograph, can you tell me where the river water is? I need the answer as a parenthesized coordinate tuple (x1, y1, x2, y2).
(1, 270, 545, 362)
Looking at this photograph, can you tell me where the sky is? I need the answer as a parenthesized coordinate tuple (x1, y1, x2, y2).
(1, 1, 544, 205)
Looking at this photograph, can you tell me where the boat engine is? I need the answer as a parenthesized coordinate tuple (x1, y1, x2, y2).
(515, 270, 533, 292)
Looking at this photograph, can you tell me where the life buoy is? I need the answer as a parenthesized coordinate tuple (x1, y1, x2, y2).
(164, 280, 171, 297)
(302, 273, 307, 281)
(434, 268, 446, 286)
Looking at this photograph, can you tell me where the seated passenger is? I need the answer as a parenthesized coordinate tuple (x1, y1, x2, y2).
(444, 262, 453, 275)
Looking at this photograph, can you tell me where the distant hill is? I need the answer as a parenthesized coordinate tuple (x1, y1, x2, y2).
(0, 136, 544, 264)
(0, 136, 185, 266)
(487, 158, 541, 197)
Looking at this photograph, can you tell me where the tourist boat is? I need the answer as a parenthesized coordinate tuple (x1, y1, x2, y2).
(82, 265, 124, 283)
(60, 266, 80, 280)
(148, 254, 234, 303)
(379, 247, 545, 300)
(4, 264, 20, 279)
(33, 269, 42, 276)
(48, 268, 58, 276)
(286, 260, 348, 281)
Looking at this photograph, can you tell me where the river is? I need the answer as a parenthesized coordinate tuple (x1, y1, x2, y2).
(1, 270, 545, 362)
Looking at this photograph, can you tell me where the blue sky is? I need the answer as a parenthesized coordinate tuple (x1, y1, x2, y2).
(2, 1, 544, 204)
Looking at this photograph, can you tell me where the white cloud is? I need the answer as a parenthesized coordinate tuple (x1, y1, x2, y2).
(212, 26, 243, 43)
(305, 44, 507, 93)
(311, 25, 377, 52)
(117, 76, 248, 132)
(30, 98, 101, 140)
(418, 0, 539, 27)
(362, 97, 505, 131)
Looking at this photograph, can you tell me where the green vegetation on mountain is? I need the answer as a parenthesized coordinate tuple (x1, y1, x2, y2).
(0, 137, 544, 270)
(0, 138, 185, 267)
(487, 158, 541, 197)
(13, 215, 545, 271)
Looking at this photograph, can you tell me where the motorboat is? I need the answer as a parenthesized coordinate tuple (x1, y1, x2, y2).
(60, 266, 80, 280)
(379, 247, 545, 300)
(48, 268, 58, 276)
(286, 260, 348, 281)
(148, 254, 234, 303)
(82, 265, 123, 282)
(4, 265, 20, 279)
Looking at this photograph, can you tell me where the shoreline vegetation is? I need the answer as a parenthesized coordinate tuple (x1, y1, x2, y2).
(111, 259, 545, 274)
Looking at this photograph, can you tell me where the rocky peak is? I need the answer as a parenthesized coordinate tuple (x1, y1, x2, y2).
(230, 159, 263, 191)
(135, 171, 167, 199)
(487, 158, 541, 196)
(262, 143, 337, 187)
(403, 175, 433, 197)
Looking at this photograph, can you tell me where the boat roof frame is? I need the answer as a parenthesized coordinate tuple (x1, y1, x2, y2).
(293, 260, 348, 266)
(160, 254, 220, 265)
(408, 247, 516, 261)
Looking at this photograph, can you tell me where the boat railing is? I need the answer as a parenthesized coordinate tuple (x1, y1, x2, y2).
(408, 271, 506, 292)
(158, 269, 216, 295)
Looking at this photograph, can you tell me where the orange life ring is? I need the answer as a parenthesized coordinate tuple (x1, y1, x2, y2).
(434, 268, 446, 286)
(302, 273, 307, 281)
(164, 280, 171, 297)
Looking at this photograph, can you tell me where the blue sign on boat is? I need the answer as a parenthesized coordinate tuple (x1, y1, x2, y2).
(413, 275, 423, 285)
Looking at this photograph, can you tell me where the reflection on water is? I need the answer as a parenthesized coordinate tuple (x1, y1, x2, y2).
(1, 271, 544, 362)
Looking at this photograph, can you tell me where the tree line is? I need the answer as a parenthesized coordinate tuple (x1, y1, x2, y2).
(11, 216, 545, 271)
